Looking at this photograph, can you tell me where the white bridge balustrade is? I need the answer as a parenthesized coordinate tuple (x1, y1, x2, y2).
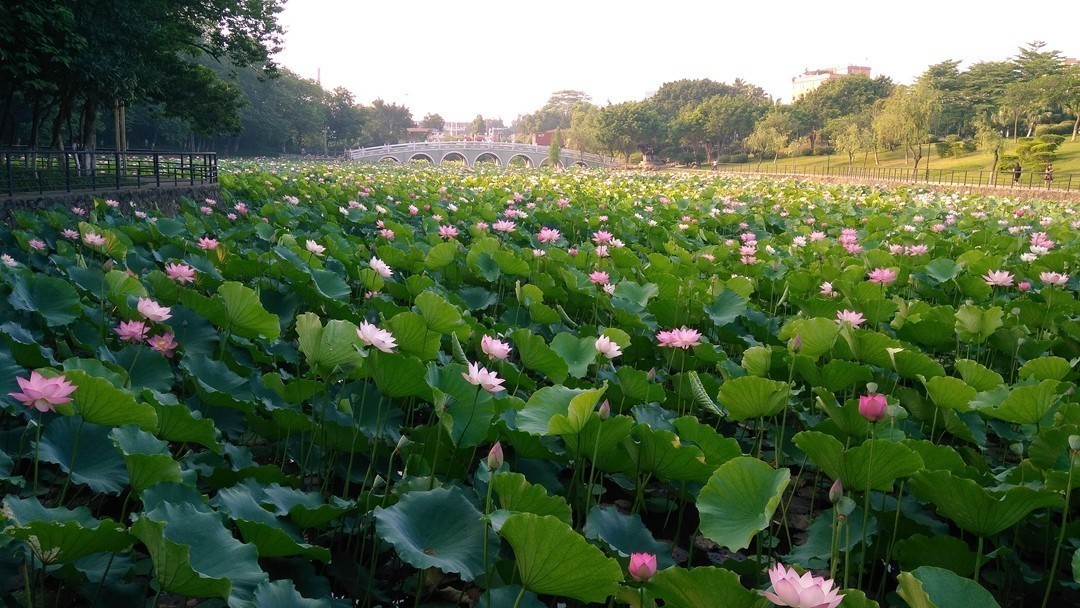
(346, 141, 618, 168)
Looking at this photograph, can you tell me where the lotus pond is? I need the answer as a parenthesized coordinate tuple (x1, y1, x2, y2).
(1, 161, 1078, 608)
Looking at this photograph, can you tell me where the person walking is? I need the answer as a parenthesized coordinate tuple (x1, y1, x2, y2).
(1012, 162, 1022, 186)
(1044, 163, 1053, 189)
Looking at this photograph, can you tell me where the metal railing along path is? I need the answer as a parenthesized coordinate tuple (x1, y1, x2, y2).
(3, 148, 218, 197)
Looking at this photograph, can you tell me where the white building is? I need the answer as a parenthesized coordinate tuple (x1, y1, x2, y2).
(791, 65, 871, 101)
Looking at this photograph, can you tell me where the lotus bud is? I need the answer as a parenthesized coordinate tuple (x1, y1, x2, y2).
(790, 334, 802, 353)
(858, 393, 888, 422)
(1008, 442, 1024, 457)
(1069, 435, 1080, 452)
(628, 553, 657, 581)
(487, 441, 504, 470)
(598, 400, 611, 420)
(647, 367, 657, 381)
(828, 478, 843, 505)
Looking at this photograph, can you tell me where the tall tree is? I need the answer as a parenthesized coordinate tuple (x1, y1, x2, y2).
(872, 83, 939, 178)
(471, 114, 486, 136)
(421, 113, 445, 132)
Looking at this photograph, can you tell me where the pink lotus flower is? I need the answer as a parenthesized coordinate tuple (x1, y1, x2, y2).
(656, 327, 703, 350)
(438, 225, 459, 239)
(164, 262, 196, 283)
(567, 248, 579, 256)
(357, 320, 397, 353)
(9, 371, 77, 413)
(235, 202, 249, 215)
(592, 230, 613, 244)
(603, 283, 616, 295)
(1040, 271, 1069, 286)
(1018, 281, 1031, 292)
(761, 563, 843, 608)
(137, 298, 172, 322)
(628, 553, 657, 581)
(867, 268, 897, 285)
(369, 256, 393, 278)
(594, 335, 622, 359)
(83, 233, 106, 247)
(982, 270, 1014, 287)
(537, 227, 561, 244)
(481, 335, 512, 360)
(819, 282, 836, 297)
(305, 240, 325, 256)
(379, 228, 395, 240)
(115, 320, 149, 343)
(197, 237, 218, 250)
(462, 361, 505, 393)
(492, 220, 516, 233)
(61, 229, 79, 240)
(835, 310, 865, 328)
(475, 221, 489, 231)
(1, 254, 17, 268)
(28, 239, 46, 251)
(906, 244, 929, 256)
(859, 393, 888, 422)
(594, 245, 610, 258)
(589, 270, 610, 285)
(148, 333, 178, 358)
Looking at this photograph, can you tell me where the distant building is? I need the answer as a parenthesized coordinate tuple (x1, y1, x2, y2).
(791, 65, 871, 101)
(404, 127, 432, 143)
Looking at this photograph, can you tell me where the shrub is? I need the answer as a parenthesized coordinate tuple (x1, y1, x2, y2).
(1034, 121, 1074, 136)
(1037, 134, 1066, 146)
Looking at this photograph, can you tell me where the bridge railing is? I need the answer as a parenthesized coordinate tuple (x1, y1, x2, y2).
(3, 148, 217, 197)
(347, 141, 615, 166)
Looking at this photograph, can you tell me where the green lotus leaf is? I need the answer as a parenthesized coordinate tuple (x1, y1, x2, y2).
(626, 424, 715, 483)
(510, 329, 568, 383)
(923, 258, 963, 284)
(894, 535, 977, 577)
(296, 313, 362, 374)
(36, 416, 129, 494)
(550, 332, 598, 379)
(923, 376, 978, 412)
(954, 304, 1003, 344)
(584, 505, 673, 567)
(386, 311, 440, 360)
(897, 566, 1000, 608)
(311, 268, 351, 301)
(716, 376, 791, 421)
(7, 273, 81, 327)
(952, 359, 1004, 392)
(499, 513, 623, 604)
(374, 486, 495, 581)
(415, 290, 464, 333)
(698, 456, 790, 551)
(647, 566, 768, 608)
(704, 289, 746, 328)
(985, 379, 1061, 425)
(61, 369, 157, 430)
(252, 580, 331, 608)
(212, 484, 330, 562)
(424, 241, 458, 269)
(131, 501, 267, 604)
(491, 472, 573, 525)
(794, 432, 923, 491)
(217, 281, 280, 340)
(1018, 356, 1073, 381)
(110, 425, 186, 495)
(369, 350, 431, 399)
(909, 469, 1063, 536)
(780, 317, 839, 359)
(3, 496, 132, 565)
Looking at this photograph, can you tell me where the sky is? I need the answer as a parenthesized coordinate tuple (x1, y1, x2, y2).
(273, 0, 1079, 124)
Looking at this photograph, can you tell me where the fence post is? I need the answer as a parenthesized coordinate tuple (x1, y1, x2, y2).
(154, 153, 160, 188)
(189, 154, 195, 186)
(65, 151, 72, 192)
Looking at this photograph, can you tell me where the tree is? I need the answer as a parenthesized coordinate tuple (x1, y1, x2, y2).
(1013, 41, 1065, 80)
(975, 120, 1005, 181)
(421, 113, 445, 132)
(597, 101, 666, 163)
(471, 114, 486, 136)
(744, 127, 786, 168)
(363, 99, 413, 146)
(1041, 68, 1080, 140)
(568, 102, 603, 155)
(0, 0, 284, 151)
(512, 90, 590, 137)
(872, 83, 939, 178)
(796, 75, 893, 150)
(548, 128, 562, 166)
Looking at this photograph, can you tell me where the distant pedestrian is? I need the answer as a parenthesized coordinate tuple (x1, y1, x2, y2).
(1012, 162, 1022, 186)
(1044, 163, 1053, 188)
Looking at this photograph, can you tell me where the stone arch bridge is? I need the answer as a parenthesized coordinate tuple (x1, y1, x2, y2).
(346, 141, 617, 168)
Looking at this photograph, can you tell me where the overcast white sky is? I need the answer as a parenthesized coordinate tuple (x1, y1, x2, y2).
(273, 0, 1079, 124)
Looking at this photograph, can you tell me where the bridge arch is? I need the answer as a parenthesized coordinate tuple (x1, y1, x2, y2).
(475, 152, 501, 166)
(379, 156, 400, 163)
(539, 158, 561, 168)
(441, 152, 467, 165)
(409, 153, 434, 163)
(507, 154, 534, 168)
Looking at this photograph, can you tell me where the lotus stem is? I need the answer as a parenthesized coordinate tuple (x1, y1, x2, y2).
(1040, 451, 1075, 608)
(974, 535, 985, 582)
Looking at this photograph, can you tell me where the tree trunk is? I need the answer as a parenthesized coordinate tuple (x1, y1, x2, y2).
(1072, 114, 1078, 141)
(81, 98, 99, 174)
(991, 149, 999, 185)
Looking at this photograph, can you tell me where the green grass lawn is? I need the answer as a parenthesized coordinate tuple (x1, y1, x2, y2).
(732, 137, 1080, 178)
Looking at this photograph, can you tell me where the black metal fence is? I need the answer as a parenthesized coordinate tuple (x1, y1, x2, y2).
(714, 162, 1075, 193)
(3, 149, 217, 196)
